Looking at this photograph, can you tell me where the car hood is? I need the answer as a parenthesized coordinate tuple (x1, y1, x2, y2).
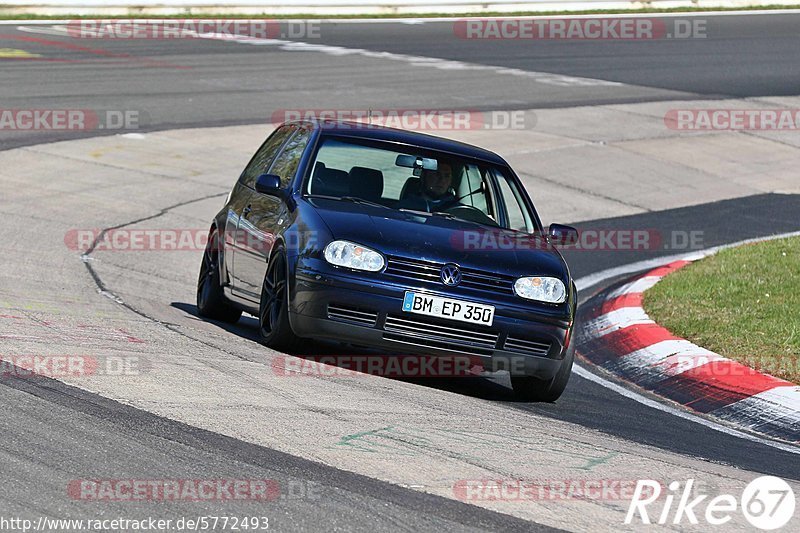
(307, 197, 568, 280)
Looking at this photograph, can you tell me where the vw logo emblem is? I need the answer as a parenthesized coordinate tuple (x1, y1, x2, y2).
(441, 264, 462, 287)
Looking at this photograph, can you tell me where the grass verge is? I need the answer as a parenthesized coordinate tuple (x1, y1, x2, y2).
(644, 236, 800, 383)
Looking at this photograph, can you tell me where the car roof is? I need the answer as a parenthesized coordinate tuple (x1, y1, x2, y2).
(292, 119, 508, 166)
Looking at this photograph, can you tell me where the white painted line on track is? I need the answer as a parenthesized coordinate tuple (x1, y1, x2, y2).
(573, 229, 800, 454)
(2, 10, 800, 25)
(572, 364, 800, 454)
(14, 24, 71, 37)
(192, 32, 622, 87)
(13, 22, 621, 87)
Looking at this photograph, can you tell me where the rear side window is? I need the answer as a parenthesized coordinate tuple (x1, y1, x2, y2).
(269, 127, 312, 188)
(239, 125, 294, 188)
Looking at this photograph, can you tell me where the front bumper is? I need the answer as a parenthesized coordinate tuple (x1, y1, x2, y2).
(288, 258, 574, 379)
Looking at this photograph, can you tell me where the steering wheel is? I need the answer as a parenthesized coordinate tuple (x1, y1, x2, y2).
(444, 205, 499, 227)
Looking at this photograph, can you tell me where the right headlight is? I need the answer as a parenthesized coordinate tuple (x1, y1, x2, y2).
(513, 276, 567, 304)
(323, 240, 385, 272)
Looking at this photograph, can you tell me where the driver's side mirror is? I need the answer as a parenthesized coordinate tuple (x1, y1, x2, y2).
(255, 173, 283, 196)
(547, 224, 579, 246)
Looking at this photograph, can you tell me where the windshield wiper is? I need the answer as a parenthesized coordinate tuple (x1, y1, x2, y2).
(338, 196, 391, 209)
(307, 194, 390, 210)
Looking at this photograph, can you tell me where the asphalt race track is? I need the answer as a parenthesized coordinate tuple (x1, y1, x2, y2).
(1, 12, 799, 532)
(3, 13, 800, 150)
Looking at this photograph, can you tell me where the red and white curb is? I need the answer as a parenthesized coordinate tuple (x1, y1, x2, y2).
(576, 258, 800, 443)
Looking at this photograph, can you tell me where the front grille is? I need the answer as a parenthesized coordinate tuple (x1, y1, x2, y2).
(503, 335, 551, 356)
(327, 304, 378, 327)
(384, 257, 441, 283)
(382, 332, 494, 357)
(384, 256, 514, 294)
(383, 314, 498, 350)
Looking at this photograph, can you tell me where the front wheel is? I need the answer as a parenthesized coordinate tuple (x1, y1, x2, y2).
(258, 248, 301, 351)
(510, 345, 574, 402)
(197, 229, 242, 324)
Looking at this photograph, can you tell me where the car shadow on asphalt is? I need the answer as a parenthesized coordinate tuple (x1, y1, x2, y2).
(171, 301, 523, 402)
(172, 301, 262, 343)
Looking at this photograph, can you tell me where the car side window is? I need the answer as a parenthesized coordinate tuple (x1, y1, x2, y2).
(460, 165, 490, 215)
(493, 170, 534, 233)
(239, 126, 294, 188)
(269, 126, 312, 188)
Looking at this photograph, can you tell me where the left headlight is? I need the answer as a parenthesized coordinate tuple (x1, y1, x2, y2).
(323, 240, 385, 272)
(513, 276, 567, 304)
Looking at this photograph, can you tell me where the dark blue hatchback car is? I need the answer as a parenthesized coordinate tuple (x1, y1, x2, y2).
(197, 120, 579, 401)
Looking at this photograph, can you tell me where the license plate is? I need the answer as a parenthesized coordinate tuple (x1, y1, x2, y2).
(402, 291, 495, 326)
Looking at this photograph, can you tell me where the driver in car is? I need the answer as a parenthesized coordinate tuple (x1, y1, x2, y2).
(399, 161, 459, 212)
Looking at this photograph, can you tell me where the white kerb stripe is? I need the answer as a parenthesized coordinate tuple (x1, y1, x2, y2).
(609, 340, 723, 388)
(606, 275, 662, 299)
(711, 386, 800, 436)
(582, 307, 654, 338)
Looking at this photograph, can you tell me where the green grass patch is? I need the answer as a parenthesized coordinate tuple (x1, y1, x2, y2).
(644, 236, 800, 383)
(0, 5, 798, 20)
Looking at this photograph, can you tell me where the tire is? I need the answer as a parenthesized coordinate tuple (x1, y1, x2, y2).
(510, 345, 574, 402)
(258, 247, 301, 351)
(196, 229, 242, 324)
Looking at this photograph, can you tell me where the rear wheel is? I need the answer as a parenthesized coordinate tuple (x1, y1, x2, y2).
(258, 247, 301, 351)
(511, 345, 574, 402)
(197, 229, 242, 323)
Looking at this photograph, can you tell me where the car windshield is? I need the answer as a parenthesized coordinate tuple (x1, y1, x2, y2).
(304, 136, 536, 232)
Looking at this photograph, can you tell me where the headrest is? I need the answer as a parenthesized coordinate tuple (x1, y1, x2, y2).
(311, 165, 350, 197)
(400, 176, 422, 200)
(348, 166, 383, 200)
